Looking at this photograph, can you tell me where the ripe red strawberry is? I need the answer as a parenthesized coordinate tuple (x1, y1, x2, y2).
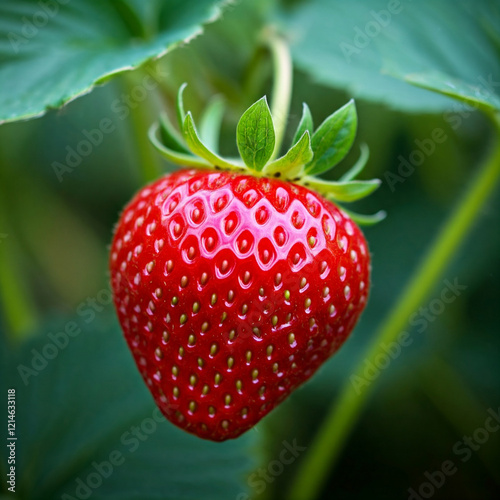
(110, 89, 383, 441)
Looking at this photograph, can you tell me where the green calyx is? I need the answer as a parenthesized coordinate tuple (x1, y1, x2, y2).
(149, 84, 385, 225)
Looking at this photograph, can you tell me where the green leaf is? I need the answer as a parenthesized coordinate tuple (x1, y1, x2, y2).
(306, 100, 357, 176)
(264, 131, 314, 179)
(199, 95, 226, 152)
(292, 103, 314, 146)
(183, 112, 242, 171)
(236, 96, 276, 171)
(159, 113, 191, 155)
(0, 0, 228, 124)
(402, 71, 500, 114)
(340, 207, 387, 226)
(339, 143, 370, 182)
(279, 0, 500, 112)
(149, 122, 212, 169)
(303, 177, 381, 202)
(1, 314, 262, 499)
(177, 82, 189, 131)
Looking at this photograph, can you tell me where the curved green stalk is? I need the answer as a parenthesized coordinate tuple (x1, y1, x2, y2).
(0, 233, 37, 338)
(265, 30, 293, 161)
(122, 71, 162, 183)
(0, 176, 37, 338)
(289, 113, 500, 500)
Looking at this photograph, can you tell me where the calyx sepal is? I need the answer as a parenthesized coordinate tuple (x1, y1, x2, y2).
(149, 84, 385, 224)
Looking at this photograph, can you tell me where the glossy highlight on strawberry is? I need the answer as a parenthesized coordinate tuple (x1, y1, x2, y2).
(110, 169, 370, 441)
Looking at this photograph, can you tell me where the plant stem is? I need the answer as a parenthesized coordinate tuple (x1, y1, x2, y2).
(266, 30, 293, 161)
(0, 142, 38, 339)
(122, 71, 162, 183)
(0, 235, 37, 338)
(288, 114, 500, 500)
(0, 213, 36, 339)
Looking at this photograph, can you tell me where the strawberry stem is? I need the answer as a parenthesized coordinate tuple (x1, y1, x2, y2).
(0, 230, 38, 339)
(122, 71, 163, 183)
(265, 28, 293, 162)
(288, 112, 500, 500)
(0, 166, 38, 339)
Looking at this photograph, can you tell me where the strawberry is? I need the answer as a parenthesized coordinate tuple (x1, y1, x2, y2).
(110, 86, 384, 441)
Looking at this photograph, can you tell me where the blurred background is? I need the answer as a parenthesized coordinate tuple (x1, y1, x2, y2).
(1, 0, 499, 499)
